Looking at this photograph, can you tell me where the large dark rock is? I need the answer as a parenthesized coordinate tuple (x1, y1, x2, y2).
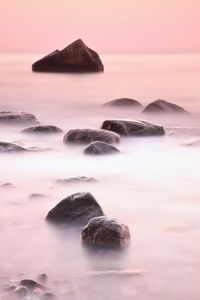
(101, 119, 165, 136)
(81, 216, 131, 248)
(23, 125, 63, 134)
(103, 98, 143, 109)
(63, 129, 120, 145)
(0, 111, 39, 125)
(0, 142, 26, 152)
(84, 141, 120, 155)
(46, 192, 104, 225)
(32, 39, 104, 73)
(56, 176, 97, 184)
(143, 99, 189, 114)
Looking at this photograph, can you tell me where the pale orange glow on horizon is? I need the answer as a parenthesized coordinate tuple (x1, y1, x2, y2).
(0, 0, 200, 53)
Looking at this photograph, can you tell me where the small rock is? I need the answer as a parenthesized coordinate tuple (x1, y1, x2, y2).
(143, 99, 189, 114)
(84, 141, 120, 155)
(101, 119, 165, 136)
(56, 176, 97, 184)
(1, 183, 14, 189)
(1, 284, 17, 293)
(29, 194, 47, 199)
(37, 273, 48, 284)
(81, 216, 131, 248)
(103, 98, 143, 109)
(0, 111, 39, 125)
(63, 128, 120, 145)
(41, 292, 56, 300)
(20, 279, 44, 291)
(46, 192, 104, 225)
(23, 125, 63, 134)
(12, 286, 28, 297)
(0, 142, 26, 152)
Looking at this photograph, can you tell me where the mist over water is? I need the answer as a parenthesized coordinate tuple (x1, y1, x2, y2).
(1, 53, 200, 300)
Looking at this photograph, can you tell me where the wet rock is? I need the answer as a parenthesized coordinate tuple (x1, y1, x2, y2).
(0, 142, 26, 152)
(56, 176, 97, 184)
(12, 286, 28, 297)
(101, 119, 165, 136)
(81, 216, 131, 248)
(46, 192, 104, 225)
(63, 129, 120, 145)
(23, 125, 63, 134)
(103, 98, 143, 108)
(143, 99, 189, 114)
(32, 39, 104, 73)
(84, 141, 120, 155)
(20, 279, 44, 291)
(41, 292, 56, 300)
(0, 111, 39, 125)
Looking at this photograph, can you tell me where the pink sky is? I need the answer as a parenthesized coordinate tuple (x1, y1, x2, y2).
(0, 0, 199, 53)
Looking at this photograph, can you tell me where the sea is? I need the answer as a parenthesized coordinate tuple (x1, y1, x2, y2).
(0, 53, 200, 300)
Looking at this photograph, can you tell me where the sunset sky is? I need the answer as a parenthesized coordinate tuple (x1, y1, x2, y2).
(0, 0, 199, 53)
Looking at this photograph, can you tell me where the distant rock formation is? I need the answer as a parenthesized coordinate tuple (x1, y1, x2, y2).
(143, 99, 189, 114)
(32, 39, 104, 73)
(103, 98, 143, 109)
(101, 119, 165, 136)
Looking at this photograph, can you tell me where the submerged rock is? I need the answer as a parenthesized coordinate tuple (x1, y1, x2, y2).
(81, 216, 131, 248)
(63, 129, 120, 145)
(23, 125, 63, 134)
(20, 279, 44, 291)
(12, 286, 28, 297)
(0, 111, 39, 125)
(32, 39, 104, 73)
(103, 98, 143, 108)
(56, 176, 97, 184)
(41, 292, 56, 300)
(1, 182, 15, 189)
(29, 193, 47, 199)
(84, 141, 120, 155)
(37, 274, 48, 284)
(46, 192, 104, 225)
(101, 119, 165, 136)
(143, 99, 189, 114)
(0, 142, 26, 152)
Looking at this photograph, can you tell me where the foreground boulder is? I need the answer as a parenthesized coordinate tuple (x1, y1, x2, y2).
(143, 99, 189, 114)
(103, 98, 143, 109)
(32, 39, 104, 73)
(23, 125, 63, 134)
(63, 129, 120, 145)
(0, 111, 39, 125)
(56, 176, 97, 184)
(0, 142, 26, 152)
(46, 192, 104, 225)
(84, 141, 120, 155)
(81, 216, 131, 248)
(102, 119, 165, 136)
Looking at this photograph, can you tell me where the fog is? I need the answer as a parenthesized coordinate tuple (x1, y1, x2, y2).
(1, 53, 200, 299)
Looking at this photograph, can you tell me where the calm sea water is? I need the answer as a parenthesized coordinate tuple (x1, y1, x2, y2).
(0, 53, 200, 300)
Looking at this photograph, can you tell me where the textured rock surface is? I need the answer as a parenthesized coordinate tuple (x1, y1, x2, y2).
(20, 279, 44, 291)
(143, 99, 189, 114)
(81, 216, 131, 248)
(63, 128, 120, 144)
(0, 142, 26, 152)
(101, 119, 165, 136)
(103, 98, 143, 108)
(0, 111, 39, 125)
(32, 39, 104, 73)
(84, 141, 120, 155)
(23, 125, 63, 134)
(46, 192, 104, 225)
